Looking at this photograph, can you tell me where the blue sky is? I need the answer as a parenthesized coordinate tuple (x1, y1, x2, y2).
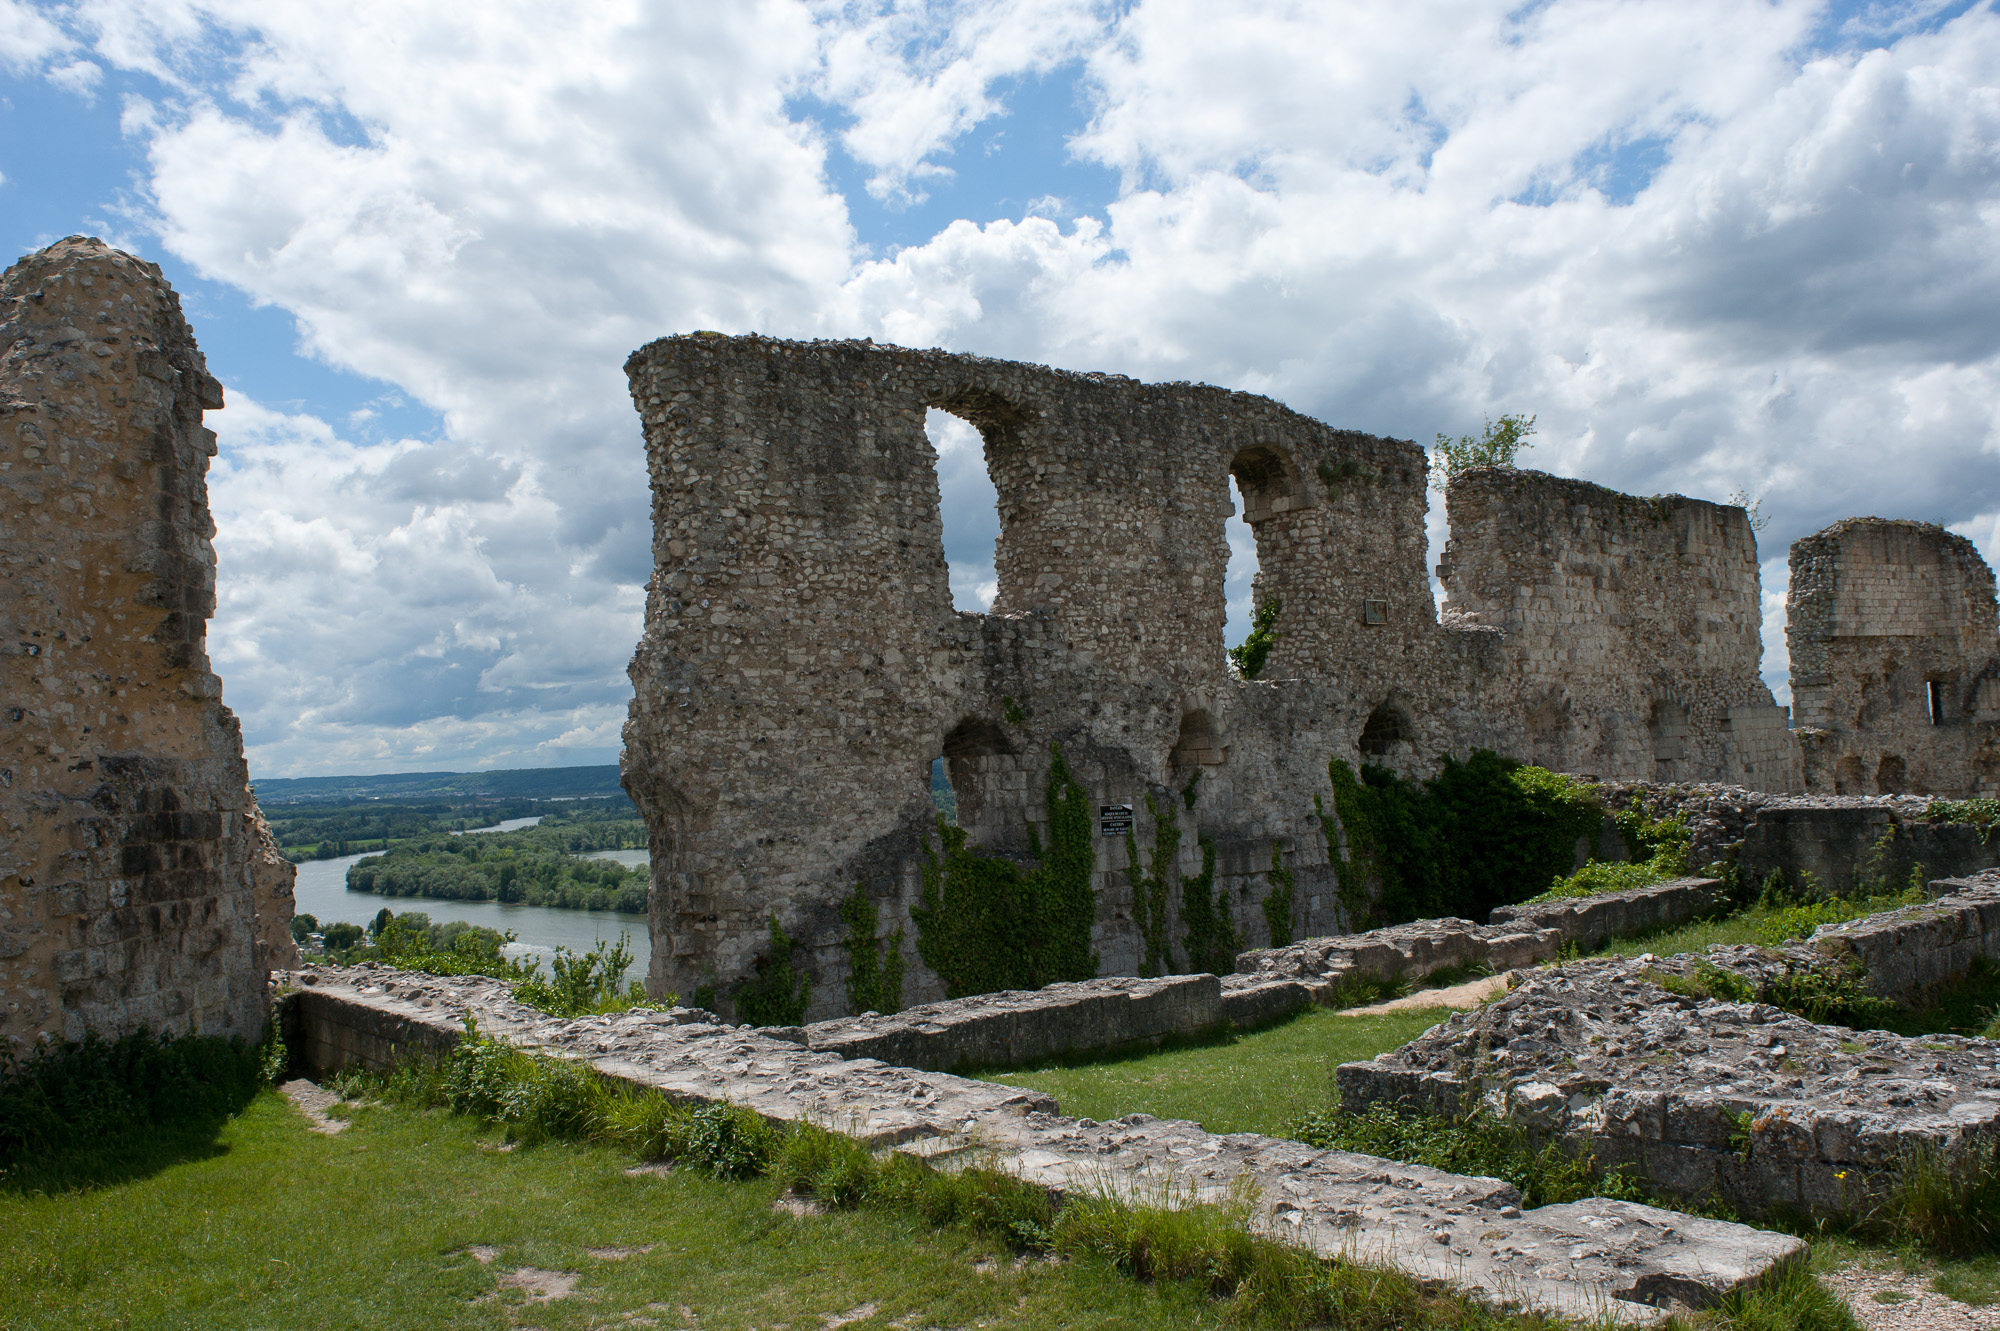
(4, 0, 1998, 776)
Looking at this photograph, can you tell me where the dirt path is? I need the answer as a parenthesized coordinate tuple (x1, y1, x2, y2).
(1336, 973, 1512, 1017)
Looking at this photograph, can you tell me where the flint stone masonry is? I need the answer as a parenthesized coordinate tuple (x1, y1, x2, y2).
(1237, 916, 1567, 991)
(1340, 873, 2000, 1219)
(1338, 964, 2000, 1221)
(623, 333, 1796, 1020)
(1489, 878, 1731, 954)
(1788, 519, 2000, 798)
(1, 238, 289, 1049)
(769, 876, 1733, 1073)
(801, 973, 1227, 1072)
(1621, 869, 2000, 1008)
(1589, 782, 1997, 895)
(284, 963, 1802, 1321)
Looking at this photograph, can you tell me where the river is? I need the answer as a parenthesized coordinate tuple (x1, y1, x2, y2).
(290, 844, 653, 985)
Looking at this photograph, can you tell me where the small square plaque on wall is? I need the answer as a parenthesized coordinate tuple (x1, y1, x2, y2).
(1363, 599, 1389, 625)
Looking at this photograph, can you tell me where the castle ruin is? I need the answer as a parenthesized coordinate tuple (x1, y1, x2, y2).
(619, 334, 1981, 1019)
(0, 238, 294, 1052)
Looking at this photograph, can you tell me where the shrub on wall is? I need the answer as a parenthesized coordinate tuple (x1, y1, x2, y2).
(914, 743, 1098, 999)
(1323, 751, 1605, 926)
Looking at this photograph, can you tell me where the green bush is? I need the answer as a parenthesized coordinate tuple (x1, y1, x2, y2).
(1325, 752, 1604, 926)
(1228, 595, 1281, 680)
(510, 933, 655, 1019)
(839, 883, 905, 1016)
(914, 743, 1097, 998)
(1891, 1139, 2000, 1257)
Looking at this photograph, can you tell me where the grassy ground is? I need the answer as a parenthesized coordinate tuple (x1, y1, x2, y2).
(0, 1091, 1234, 1331)
(985, 1009, 1443, 1137)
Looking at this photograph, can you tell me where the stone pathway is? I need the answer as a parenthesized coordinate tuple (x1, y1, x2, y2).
(277, 1078, 347, 1134)
(1825, 1265, 2000, 1331)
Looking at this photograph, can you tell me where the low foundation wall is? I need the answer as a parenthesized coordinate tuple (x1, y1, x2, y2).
(800, 973, 1226, 1072)
(1595, 783, 1998, 892)
(795, 876, 1734, 1075)
(1235, 917, 1563, 989)
(1337, 871, 2000, 1220)
(281, 963, 1802, 1322)
(1489, 878, 1729, 952)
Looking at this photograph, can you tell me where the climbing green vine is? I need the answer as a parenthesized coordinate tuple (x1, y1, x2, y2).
(735, 912, 811, 1026)
(913, 743, 1098, 999)
(1261, 842, 1295, 949)
(838, 883, 905, 1016)
(1179, 836, 1236, 975)
(1124, 793, 1180, 978)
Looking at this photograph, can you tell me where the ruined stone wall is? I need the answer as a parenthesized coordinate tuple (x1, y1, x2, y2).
(1440, 470, 1798, 789)
(1788, 519, 2000, 797)
(0, 237, 286, 1050)
(623, 335, 1803, 1021)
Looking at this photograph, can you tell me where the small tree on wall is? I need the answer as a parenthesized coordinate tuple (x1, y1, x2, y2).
(1432, 413, 1536, 486)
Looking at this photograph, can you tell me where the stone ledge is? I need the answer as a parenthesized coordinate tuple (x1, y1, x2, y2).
(279, 962, 1803, 1323)
(1489, 878, 1728, 953)
(801, 973, 1225, 1073)
(1236, 916, 1566, 989)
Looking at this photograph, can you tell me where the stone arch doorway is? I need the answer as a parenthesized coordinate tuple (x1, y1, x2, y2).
(1358, 702, 1412, 761)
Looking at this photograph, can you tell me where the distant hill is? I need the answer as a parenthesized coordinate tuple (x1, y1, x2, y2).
(252, 764, 625, 805)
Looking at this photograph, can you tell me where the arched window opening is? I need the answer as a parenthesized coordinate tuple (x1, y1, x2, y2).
(1834, 754, 1864, 795)
(926, 407, 1000, 613)
(1358, 704, 1410, 760)
(1223, 475, 1260, 660)
(939, 716, 1015, 835)
(1876, 754, 1907, 794)
(1928, 679, 1947, 726)
(1172, 709, 1224, 767)
(928, 757, 957, 826)
(1229, 446, 1300, 525)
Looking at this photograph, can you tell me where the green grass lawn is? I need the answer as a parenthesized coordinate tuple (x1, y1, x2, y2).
(0, 1092, 1233, 1331)
(983, 1009, 1444, 1137)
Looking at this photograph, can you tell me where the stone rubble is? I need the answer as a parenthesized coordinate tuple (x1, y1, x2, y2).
(1338, 873, 2000, 1219)
(284, 963, 1803, 1321)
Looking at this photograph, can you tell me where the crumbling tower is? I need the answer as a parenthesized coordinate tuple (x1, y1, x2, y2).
(0, 237, 294, 1050)
(1789, 518, 2000, 796)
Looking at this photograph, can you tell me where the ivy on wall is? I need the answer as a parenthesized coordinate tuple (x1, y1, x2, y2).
(839, 883, 905, 1016)
(913, 743, 1098, 999)
(1261, 842, 1296, 949)
(1178, 836, 1237, 975)
(735, 912, 811, 1026)
(1123, 793, 1179, 978)
(1321, 751, 1604, 928)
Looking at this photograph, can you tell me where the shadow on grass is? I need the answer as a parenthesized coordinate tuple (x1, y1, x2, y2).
(955, 1003, 1319, 1080)
(0, 1118, 243, 1195)
(0, 1027, 265, 1195)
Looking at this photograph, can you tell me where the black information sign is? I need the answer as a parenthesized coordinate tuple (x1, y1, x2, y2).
(1098, 804, 1134, 837)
